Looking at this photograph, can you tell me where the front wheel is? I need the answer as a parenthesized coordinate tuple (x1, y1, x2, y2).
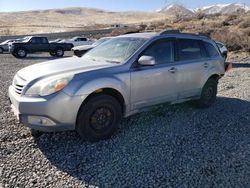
(76, 94, 122, 142)
(74, 50, 82, 57)
(49, 51, 56, 57)
(195, 79, 218, 108)
(13, 48, 27, 58)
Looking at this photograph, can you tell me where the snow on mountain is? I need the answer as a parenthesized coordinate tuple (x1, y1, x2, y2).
(195, 3, 250, 14)
(158, 4, 194, 17)
(160, 3, 250, 15)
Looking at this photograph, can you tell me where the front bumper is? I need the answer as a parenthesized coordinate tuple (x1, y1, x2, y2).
(9, 86, 87, 132)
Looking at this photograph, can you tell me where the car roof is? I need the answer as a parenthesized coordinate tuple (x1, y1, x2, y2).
(118, 32, 157, 39)
(72, 36, 86, 39)
(119, 31, 212, 41)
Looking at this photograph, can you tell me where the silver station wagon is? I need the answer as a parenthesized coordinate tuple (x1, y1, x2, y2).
(9, 30, 227, 141)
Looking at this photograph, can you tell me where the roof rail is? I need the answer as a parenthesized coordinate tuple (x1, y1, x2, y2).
(159, 29, 180, 35)
(159, 29, 211, 39)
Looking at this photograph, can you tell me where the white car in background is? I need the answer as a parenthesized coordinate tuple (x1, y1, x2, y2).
(0, 39, 21, 53)
(61, 37, 93, 47)
(72, 37, 113, 57)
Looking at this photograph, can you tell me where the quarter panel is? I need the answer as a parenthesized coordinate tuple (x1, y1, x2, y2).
(200, 57, 225, 87)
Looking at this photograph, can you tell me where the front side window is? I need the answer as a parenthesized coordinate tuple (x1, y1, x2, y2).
(178, 39, 205, 61)
(31, 38, 40, 44)
(142, 40, 174, 65)
(204, 42, 220, 57)
(84, 37, 146, 63)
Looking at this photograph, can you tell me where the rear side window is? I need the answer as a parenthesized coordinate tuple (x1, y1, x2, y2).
(216, 42, 223, 48)
(143, 40, 174, 65)
(204, 42, 220, 57)
(178, 39, 205, 61)
(77, 38, 87, 41)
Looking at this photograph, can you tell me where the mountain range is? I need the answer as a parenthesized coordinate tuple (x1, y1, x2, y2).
(159, 3, 250, 15)
(0, 3, 249, 36)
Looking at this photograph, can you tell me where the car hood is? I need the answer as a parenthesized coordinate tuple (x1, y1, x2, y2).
(17, 57, 116, 82)
(11, 42, 26, 45)
(72, 45, 94, 51)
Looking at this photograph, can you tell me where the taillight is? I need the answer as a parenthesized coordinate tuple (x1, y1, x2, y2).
(225, 63, 233, 72)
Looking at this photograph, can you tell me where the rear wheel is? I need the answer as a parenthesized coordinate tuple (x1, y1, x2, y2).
(55, 48, 64, 57)
(195, 79, 218, 108)
(76, 94, 122, 142)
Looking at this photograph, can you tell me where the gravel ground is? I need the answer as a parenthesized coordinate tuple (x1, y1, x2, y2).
(0, 52, 250, 188)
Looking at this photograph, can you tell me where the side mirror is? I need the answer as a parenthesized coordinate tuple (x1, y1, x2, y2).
(138, 55, 156, 66)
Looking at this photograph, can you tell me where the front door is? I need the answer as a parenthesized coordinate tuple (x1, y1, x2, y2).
(130, 39, 178, 110)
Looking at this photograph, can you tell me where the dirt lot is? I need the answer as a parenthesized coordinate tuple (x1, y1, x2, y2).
(0, 52, 250, 187)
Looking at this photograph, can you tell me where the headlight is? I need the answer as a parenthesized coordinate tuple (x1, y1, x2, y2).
(25, 75, 74, 97)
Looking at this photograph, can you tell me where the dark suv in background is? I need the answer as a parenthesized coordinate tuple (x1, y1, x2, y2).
(9, 36, 73, 58)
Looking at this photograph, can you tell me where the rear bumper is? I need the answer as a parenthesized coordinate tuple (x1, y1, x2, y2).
(9, 85, 87, 132)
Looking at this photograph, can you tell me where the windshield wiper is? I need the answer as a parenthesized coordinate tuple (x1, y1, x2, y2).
(105, 60, 120, 64)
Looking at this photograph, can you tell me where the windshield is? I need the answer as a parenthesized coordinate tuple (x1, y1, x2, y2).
(1, 40, 10, 45)
(93, 38, 111, 46)
(83, 37, 146, 63)
(19, 37, 31, 42)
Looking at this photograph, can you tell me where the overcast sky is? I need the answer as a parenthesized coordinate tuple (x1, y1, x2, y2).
(0, 0, 249, 12)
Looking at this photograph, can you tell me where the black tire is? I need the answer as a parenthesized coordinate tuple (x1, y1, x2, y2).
(74, 50, 82, 57)
(49, 51, 56, 57)
(55, 48, 64, 57)
(76, 94, 122, 142)
(195, 79, 218, 108)
(13, 48, 27, 58)
(0, 47, 3, 54)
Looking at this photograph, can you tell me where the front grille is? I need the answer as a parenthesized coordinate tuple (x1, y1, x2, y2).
(13, 75, 27, 95)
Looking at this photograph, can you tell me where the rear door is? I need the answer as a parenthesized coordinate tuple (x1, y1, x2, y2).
(173, 38, 209, 99)
(39, 37, 50, 52)
(130, 38, 178, 110)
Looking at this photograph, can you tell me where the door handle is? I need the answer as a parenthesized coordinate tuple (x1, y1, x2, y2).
(169, 67, 177, 73)
(204, 63, 209, 68)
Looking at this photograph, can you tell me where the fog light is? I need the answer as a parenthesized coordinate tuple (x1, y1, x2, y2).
(27, 116, 56, 126)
